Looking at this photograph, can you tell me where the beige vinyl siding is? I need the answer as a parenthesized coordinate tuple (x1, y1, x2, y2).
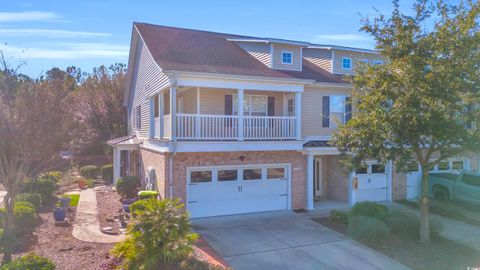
(175, 88, 285, 116)
(303, 48, 332, 72)
(271, 44, 302, 71)
(301, 86, 353, 137)
(333, 50, 384, 75)
(235, 41, 271, 67)
(127, 34, 170, 138)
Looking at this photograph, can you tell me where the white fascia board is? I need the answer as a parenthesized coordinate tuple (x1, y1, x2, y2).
(123, 27, 139, 106)
(301, 147, 340, 155)
(142, 140, 303, 153)
(168, 71, 309, 92)
(308, 82, 353, 88)
(226, 38, 310, 47)
(141, 140, 172, 153)
(303, 135, 332, 141)
(308, 45, 380, 55)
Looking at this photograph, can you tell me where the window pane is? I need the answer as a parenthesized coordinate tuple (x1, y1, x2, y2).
(452, 161, 464, 170)
(267, 168, 285, 179)
(342, 58, 351, 69)
(251, 96, 267, 116)
(462, 174, 480, 187)
(407, 162, 419, 172)
(356, 166, 368, 174)
(218, 170, 237, 182)
(244, 169, 262, 180)
(372, 164, 385, 174)
(331, 96, 345, 113)
(438, 161, 450, 171)
(190, 171, 212, 183)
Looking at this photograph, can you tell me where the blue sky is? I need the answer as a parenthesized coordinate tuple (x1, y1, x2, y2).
(0, 0, 417, 77)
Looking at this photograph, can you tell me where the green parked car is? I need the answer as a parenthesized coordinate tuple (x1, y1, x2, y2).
(429, 171, 480, 205)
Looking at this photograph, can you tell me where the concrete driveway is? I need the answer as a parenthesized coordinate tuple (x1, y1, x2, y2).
(192, 211, 410, 270)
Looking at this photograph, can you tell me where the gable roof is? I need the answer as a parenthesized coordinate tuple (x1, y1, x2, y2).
(133, 23, 349, 84)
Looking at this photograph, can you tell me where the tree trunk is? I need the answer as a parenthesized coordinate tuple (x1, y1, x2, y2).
(419, 168, 430, 242)
(1, 193, 15, 265)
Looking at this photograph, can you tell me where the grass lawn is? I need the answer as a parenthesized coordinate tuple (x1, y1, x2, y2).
(66, 194, 80, 206)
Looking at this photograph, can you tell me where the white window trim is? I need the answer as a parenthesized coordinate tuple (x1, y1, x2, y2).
(281, 51, 293, 65)
(329, 95, 348, 128)
(342, 57, 352, 70)
(233, 94, 268, 116)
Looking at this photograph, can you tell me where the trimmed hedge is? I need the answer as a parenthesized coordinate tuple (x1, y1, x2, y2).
(79, 165, 100, 179)
(138, 190, 159, 200)
(101, 164, 113, 184)
(350, 201, 389, 221)
(0, 202, 37, 233)
(385, 210, 443, 239)
(116, 176, 139, 198)
(22, 179, 56, 202)
(329, 210, 348, 226)
(0, 253, 55, 270)
(348, 216, 390, 245)
(15, 193, 42, 210)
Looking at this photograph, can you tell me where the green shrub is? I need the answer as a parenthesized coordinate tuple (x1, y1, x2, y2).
(348, 216, 390, 246)
(0, 253, 55, 270)
(129, 199, 147, 215)
(350, 201, 389, 221)
(385, 210, 443, 239)
(116, 176, 139, 198)
(79, 165, 100, 179)
(22, 179, 56, 202)
(101, 164, 113, 184)
(138, 190, 159, 200)
(43, 171, 62, 183)
(15, 193, 42, 210)
(1, 202, 38, 234)
(330, 210, 348, 226)
(112, 198, 198, 269)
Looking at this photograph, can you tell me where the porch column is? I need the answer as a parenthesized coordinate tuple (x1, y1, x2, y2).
(295, 92, 302, 140)
(149, 97, 155, 138)
(306, 153, 314, 210)
(196, 87, 201, 138)
(237, 88, 244, 141)
(159, 93, 164, 138)
(113, 148, 121, 184)
(170, 86, 177, 141)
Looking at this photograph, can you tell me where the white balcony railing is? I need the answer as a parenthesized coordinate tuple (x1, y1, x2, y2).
(244, 116, 296, 140)
(163, 115, 171, 139)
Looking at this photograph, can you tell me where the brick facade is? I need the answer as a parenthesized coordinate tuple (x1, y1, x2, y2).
(138, 149, 169, 199)
(323, 156, 350, 201)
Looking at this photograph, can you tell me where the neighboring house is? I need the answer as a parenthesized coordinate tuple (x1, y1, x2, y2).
(108, 23, 478, 218)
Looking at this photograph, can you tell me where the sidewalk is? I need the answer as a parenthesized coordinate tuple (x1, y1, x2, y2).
(390, 203, 480, 251)
(72, 188, 125, 243)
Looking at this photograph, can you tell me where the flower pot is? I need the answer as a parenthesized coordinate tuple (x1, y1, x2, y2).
(53, 207, 66, 221)
(59, 197, 71, 208)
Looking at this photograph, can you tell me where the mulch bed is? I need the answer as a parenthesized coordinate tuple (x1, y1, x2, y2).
(4, 205, 114, 270)
(312, 217, 347, 235)
(96, 187, 124, 235)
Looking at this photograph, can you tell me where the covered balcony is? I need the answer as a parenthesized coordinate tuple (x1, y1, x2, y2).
(149, 86, 301, 141)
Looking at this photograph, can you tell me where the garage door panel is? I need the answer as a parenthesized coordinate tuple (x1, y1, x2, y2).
(354, 163, 389, 203)
(356, 188, 388, 202)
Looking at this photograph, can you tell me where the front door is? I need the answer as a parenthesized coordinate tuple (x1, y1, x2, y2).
(314, 158, 324, 198)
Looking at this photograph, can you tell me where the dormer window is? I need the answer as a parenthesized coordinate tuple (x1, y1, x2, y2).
(342, 58, 352, 70)
(281, 51, 293, 64)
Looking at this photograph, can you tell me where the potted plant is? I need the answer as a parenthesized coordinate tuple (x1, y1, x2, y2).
(53, 205, 66, 221)
(78, 179, 87, 189)
(59, 195, 71, 208)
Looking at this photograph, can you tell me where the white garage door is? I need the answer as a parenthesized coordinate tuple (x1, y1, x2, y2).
(354, 163, 388, 203)
(407, 159, 468, 199)
(187, 164, 290, 218)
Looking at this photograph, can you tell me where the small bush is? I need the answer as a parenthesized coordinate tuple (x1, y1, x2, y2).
(116, 176, 139, 198)
(348, 216, 390, 246)
(79, 165, 100, 179)
(101, 164, 114, 184)
(13, 202, 37, 234)
(15, 193, 42, 210)
(22, 179, 56, 202)
(350, 201, 389, 221)
(138, 190, 159, 200)
(385, 210, 443, 239)
(43, 171, 62, 183)
(330, 210, 348, 226)
(129, 199, 148, 215)
(0, 253, 55, 270)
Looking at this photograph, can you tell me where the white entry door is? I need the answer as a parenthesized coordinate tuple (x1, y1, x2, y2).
(187, 164, 289, 218)
(354, 163, 389, 203)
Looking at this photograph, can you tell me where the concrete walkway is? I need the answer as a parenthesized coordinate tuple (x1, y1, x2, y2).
(390, 203, 480, 251)
(193, 211, 410, 270)
(72, 188, 125, 243)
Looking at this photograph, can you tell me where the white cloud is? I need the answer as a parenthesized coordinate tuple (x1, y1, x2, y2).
(0, 11, 62, 22)
(314, 34, 371, 42)
(0, 28, 111, 38)
(0, 43, 129, 60)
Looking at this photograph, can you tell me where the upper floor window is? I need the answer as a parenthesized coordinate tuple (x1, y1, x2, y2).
(373, 60, 383, 65)
(342, 58, 352, 70)
(322, 95, 351, 128)
(281, 51, 293, 64)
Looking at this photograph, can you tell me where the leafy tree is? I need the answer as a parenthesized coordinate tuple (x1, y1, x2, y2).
(0, 53, 71, 264)
(332, 0, 480, 242)
(112, 198, 198, 270)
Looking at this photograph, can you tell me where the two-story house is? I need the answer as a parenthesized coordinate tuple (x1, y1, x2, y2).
(108, 23, 477, 218)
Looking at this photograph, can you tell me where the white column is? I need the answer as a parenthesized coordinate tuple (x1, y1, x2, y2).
(149, 97, 155, 138)
(306, 153, 314, 210)
(159, 93, 164, 138)
(113, 148, 121, 184)
(295, 92, 302, 140)
(196, 87, 201, 138)
(387, 160, 393, 201)
(237, 88, 244, 141)
(170, 86, 177, 141)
